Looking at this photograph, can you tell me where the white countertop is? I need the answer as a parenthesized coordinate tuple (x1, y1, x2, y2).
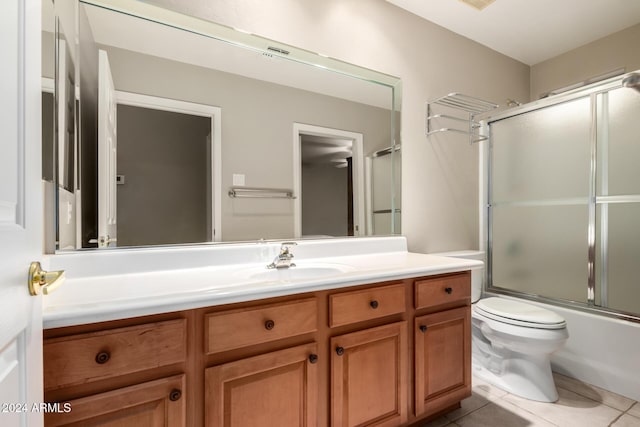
(43, 237, 483, 329)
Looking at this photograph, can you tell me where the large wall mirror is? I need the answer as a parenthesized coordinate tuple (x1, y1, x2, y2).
(42, 0, 401, 251)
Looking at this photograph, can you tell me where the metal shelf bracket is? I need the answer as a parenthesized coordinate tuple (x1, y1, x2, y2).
(426, 92, 498, 144)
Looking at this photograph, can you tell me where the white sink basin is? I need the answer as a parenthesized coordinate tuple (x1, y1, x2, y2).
(247, 263, 354, 282)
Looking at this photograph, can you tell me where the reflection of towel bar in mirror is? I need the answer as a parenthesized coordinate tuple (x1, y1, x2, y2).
(373, 209, 402, 214)
(228, 187, 296, 199)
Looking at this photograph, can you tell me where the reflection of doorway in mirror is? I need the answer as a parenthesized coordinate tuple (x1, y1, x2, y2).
(114, 91, 222, 246)
(293, 123, 364, 238)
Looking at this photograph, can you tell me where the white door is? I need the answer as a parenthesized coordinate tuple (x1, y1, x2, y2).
(97, 49, 117, 247)
(0, 0, 44, 425)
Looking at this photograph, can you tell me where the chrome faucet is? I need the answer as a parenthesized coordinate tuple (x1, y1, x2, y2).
(267, 242, 297, 269)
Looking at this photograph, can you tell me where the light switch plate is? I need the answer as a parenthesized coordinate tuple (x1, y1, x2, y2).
(232, 173, 245, 186)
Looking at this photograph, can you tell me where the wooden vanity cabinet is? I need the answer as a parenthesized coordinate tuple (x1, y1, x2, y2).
(43, 315, 189, 427)
(43, 270, 472, 427)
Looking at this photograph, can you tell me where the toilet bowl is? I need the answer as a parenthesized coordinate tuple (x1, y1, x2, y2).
(436, 251, 569, 402)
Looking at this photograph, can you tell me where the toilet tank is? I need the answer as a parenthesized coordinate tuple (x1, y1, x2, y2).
(432, 250, 485, 303)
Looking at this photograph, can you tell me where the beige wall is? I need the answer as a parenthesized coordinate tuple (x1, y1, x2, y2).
(147, 0, 530, 253)
(42, 32, 54, 78)
(531, 23, 640, 100)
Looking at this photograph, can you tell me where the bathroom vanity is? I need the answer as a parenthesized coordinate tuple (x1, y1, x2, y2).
(42, 238, 481, 426)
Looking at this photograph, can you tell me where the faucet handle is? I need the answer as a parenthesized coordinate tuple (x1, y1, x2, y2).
(280, 241, 297, 255)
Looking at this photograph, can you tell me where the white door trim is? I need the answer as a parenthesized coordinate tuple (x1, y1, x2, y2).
(115, 91, 223, 242)
(292, 123, 365, 238)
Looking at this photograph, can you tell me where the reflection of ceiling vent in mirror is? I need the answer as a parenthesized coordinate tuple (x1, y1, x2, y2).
(458, 0, 496, 11)
(267, 46, 290, 55)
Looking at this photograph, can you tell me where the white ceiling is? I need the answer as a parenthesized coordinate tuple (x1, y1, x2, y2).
(301, 135, 352, 167)
(386, 0, 640, 65)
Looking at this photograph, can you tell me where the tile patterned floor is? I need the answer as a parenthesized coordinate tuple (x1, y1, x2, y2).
(421, 373, 640, 427)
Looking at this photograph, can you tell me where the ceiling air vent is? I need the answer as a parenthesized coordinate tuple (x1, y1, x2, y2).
(458, 0, 495, 11)
(266, 46, 290, 55)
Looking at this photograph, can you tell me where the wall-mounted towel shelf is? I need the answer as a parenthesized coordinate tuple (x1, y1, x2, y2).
(426, 93, 498, 144)
(228, 187, 296, 199)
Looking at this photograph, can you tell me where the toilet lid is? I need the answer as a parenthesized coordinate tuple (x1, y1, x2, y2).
(475, 297, 566, 329)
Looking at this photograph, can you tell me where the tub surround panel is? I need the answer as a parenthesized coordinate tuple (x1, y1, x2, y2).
(533, 299, 640, 402)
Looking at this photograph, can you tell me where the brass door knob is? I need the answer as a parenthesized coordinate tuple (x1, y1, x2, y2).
(28, 261, 65, 296)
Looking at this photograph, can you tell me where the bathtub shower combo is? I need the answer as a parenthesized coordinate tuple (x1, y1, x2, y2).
(459, 70, 640, 402)
(484, 70, 640, 322)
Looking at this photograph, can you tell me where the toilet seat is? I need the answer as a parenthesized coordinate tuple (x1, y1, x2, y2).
(475, 297, 566, 330)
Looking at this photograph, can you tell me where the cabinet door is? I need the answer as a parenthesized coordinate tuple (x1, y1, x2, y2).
(415, 306, 471, 417)
(205, 343, 318, 427)
(331, 321, 407, 427)
(45, 375, 186, 427)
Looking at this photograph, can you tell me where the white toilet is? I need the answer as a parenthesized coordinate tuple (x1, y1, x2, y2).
(439, 251, 569, 402)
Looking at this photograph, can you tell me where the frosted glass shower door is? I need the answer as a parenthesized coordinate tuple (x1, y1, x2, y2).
(490, 97, 592, 303)
(595, 87, 640, 314)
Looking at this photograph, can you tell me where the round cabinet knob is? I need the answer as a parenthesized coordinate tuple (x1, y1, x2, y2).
(264, 319, 275, 330)
(444, 287, 453, 294)
(419, 325, 427, 333)
(335, 346, 345, 356)
(370, 300, 379, 309)
(308, 354, 319, 364)
(95, 351, 110, 364)
(169, 389, 182, 402)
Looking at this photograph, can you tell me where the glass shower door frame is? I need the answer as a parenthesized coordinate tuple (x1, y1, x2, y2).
(482, 73, 640, 323)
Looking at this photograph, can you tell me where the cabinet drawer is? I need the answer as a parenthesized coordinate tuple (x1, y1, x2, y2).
(329, 283, 405, 327)
(44, 319, 187, 390)
(415, 272, 471, 310)
(205, 298, 317, 354)
(45, 374, 186, 427)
